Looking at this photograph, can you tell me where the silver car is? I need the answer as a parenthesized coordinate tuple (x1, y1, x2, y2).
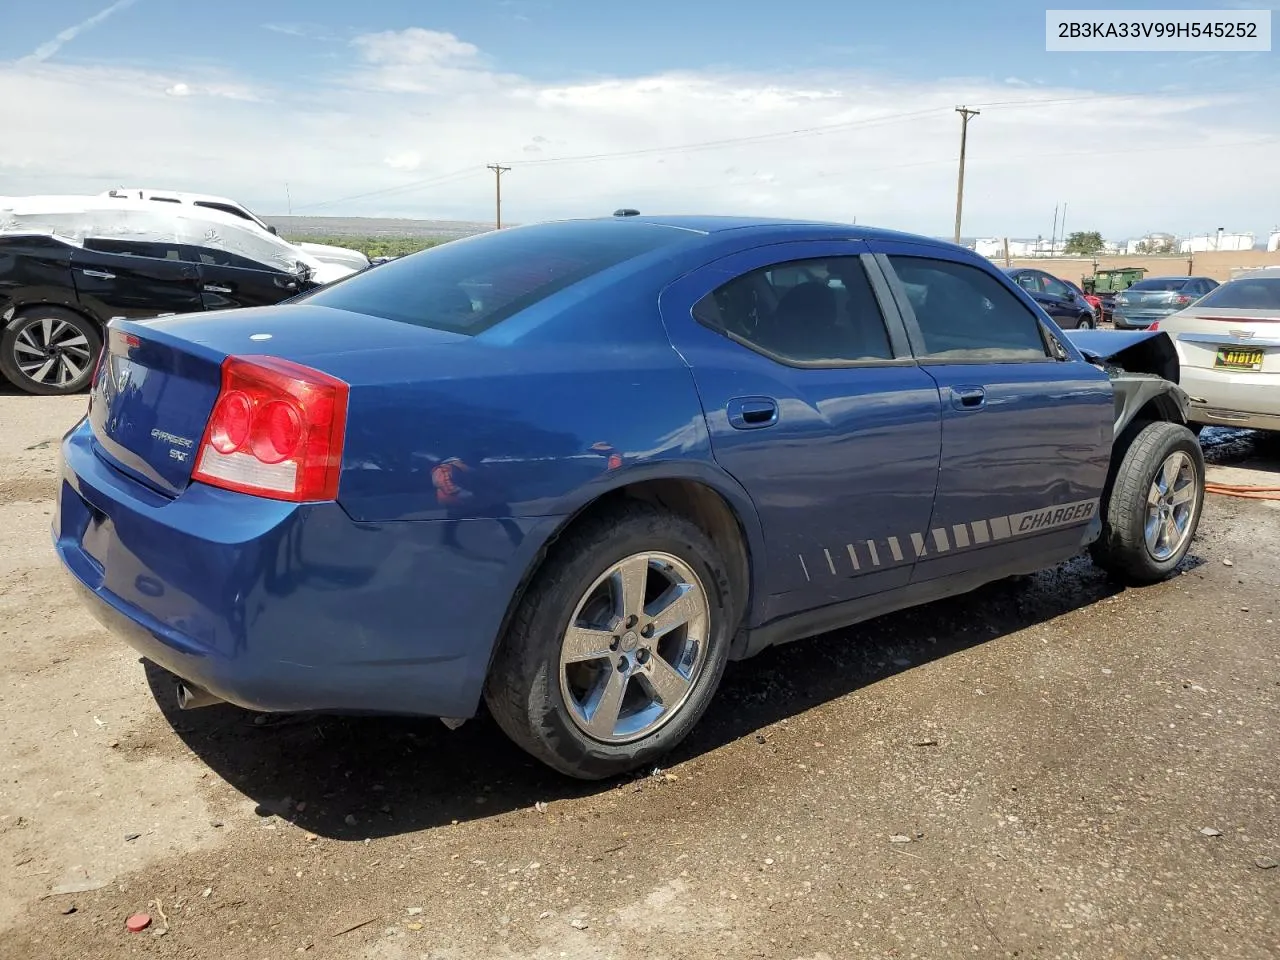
(1112, 276, 1218, 329)
(1151, 269, 1280, 432)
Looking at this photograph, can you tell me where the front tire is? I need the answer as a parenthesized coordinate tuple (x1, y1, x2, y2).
(1090, 421, 1205, 585)
(0, 308, 101, 396)
(484, 503, 736, 780)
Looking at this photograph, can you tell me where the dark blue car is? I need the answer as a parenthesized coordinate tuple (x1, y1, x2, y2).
(53, 216, 1205, 779)
(1003, 267, 1098, 329)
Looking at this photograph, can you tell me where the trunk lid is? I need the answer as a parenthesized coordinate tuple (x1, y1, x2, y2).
(1162, 308, 1280, 373)
(89, 321, 226, 496)
(89, 306, 470, 496)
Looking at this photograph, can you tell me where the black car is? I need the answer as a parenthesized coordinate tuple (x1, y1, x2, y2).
(1003, 267, 1097, 329)
(0, 234, 318, 395)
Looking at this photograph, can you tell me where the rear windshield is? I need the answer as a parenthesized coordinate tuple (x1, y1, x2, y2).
(296, 220, 689, 334)
(1195, 277, 1280, 310)
(1129, 278, 1188, 291)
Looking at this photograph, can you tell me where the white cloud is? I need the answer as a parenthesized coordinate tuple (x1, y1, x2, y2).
(2, 27, 1278, 238)
(18, 0, 138, 65)
(384, 151, 423, 171)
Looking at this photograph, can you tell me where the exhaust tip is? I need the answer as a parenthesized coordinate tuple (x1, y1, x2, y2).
(176, 682, 223, 710)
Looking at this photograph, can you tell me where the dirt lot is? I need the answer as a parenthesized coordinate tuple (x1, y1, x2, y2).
(0, 384, 1276, 960)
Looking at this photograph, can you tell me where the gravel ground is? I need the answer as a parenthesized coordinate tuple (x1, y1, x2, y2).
(0, 385, 1276, 960)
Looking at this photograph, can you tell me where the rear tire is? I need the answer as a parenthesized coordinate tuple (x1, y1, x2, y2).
(0, 307, 101, 396)
(484, 503, 736, 780)
(1076, 314, 1095, 329)
(1090, 421, 1205, 585)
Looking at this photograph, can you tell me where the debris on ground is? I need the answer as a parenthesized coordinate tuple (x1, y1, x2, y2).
(1254, 856, 1277, 870)
(125, 913, 151, 933)
(1199, 827, 1223, 837)
(569, 918, 589, 930)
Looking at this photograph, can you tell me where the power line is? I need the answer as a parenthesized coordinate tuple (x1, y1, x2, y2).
(291, 166, 484, 212)
(508, 106, 950, 168)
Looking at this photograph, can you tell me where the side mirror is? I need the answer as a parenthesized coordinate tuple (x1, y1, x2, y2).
(268, 225, 278, 235)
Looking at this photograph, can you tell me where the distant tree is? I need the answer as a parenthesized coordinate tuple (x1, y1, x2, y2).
(1063, 230, 1104, 255)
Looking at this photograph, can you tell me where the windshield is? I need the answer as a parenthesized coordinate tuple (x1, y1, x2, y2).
(1195, 277, 1280, 310)
(1129, 278, 1188, 292)
(295, 220, 691, 334)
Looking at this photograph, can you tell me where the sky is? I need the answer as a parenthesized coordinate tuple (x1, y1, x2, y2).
(1, 0, 1278, 240)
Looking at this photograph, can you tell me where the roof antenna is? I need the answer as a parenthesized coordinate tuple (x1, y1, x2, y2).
(613, 208, 640, 217)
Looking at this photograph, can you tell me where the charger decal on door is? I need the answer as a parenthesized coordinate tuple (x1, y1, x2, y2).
(798, 497, 1099, 581)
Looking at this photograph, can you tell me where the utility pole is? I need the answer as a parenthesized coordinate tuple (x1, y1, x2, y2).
(1051, 204, 1059, 257)
(1059, 202, 1068, 255)
(285, 182, 292, 216)
(953, 106, 980, 244)
(487, 164, 511, 229)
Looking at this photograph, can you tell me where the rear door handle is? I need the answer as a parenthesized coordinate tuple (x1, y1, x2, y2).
(951, 386, 986, 410)
(203, 284, 233, 294)
(727, 397, 778, 430)
(81, 269, 116, 280)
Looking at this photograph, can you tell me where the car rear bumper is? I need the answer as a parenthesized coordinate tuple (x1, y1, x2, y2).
(53, 419, 559, 718)
(1112, 312, 1169, 329)
(1179, 366, 1280, 431)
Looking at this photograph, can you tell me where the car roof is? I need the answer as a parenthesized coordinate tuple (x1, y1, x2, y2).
(537, 215, 960, 248)
(1230, 268, 1280, 281)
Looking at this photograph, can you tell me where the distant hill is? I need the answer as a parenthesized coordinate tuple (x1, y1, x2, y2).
(264, 215, 495, 240)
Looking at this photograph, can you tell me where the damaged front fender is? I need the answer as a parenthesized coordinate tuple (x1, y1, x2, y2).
(1063, 329, 1191, 436)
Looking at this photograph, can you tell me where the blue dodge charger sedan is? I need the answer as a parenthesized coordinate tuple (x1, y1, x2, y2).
(54, 216, 1204, 779)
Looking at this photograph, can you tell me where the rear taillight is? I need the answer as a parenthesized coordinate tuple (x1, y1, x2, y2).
(192, 356, 349, 502)
(1148, 322, 1160, 331)
(1175, 295, 1192, 304)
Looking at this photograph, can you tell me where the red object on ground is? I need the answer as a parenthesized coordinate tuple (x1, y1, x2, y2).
(125, 913, 152, 932)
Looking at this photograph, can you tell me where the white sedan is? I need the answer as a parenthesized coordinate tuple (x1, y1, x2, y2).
(1151, 269, 1280, 432)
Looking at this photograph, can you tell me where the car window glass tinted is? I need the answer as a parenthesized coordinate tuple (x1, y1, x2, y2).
(1041, 275, 1071, 298)
(887, 255, 1049, 361)
(82, 238, 185, 261)
(1195, 277, 1280, 310)
(693, 256, 894, 363)
(296, 221, 689, 335)
(1012, 272, 1042, 294)
(190, 246, 279, 272)
(194, 201, 255, 223)
(1129, 278, 1187, 292)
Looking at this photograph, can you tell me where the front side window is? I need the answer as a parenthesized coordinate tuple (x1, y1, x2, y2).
(692, 256, 895, 364)
(189, 246, 280, 272)
(887, 255, 1049, 361)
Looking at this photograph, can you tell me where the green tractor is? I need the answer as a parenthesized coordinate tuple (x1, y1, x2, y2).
(1082, 267, 1148, 322)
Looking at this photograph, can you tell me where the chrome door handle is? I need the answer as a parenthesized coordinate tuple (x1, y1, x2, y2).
(203, 284, 232, 294)
(81, 269, 116, 280)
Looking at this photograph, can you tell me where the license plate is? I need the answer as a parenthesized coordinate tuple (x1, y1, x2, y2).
(1214, 347, 1264, 371)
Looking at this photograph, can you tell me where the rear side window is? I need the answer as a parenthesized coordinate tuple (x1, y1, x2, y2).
(1195, 277, 1280, 310)
(693, 256, 894, 363)
(888, 255, 1049, 361)
(297, 221, 690, 334)
(1041, 275, 1072, 298)
(82, 238, 185, 261)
